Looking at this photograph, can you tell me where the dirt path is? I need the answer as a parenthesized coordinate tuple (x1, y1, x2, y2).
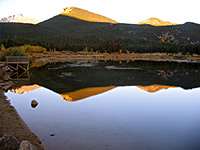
(0, 90, 45, 149)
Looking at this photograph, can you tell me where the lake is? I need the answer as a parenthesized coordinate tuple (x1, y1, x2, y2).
(5, 60, 200, 150)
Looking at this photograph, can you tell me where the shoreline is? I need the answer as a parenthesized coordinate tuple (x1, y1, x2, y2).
(0, 64, 44, 150)
(31, 52, 200, 64)
(0, 90, 45, 149)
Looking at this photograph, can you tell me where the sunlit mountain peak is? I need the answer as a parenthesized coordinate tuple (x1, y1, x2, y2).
(61, 6, 118, 24)
(138, 17, 179, 26)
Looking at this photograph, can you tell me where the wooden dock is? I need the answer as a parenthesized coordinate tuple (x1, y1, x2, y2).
(5, 56, 30, 71)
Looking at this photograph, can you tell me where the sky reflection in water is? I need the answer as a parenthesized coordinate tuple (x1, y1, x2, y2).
(5, 86, 200, 150)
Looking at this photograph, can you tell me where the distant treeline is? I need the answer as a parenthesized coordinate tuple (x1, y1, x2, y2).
(1, 36, 199, 55)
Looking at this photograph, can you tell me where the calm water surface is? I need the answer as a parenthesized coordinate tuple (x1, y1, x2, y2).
(5, 60, 200, 150)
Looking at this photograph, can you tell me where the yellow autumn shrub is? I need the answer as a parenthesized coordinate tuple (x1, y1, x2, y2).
(20, 45, 47, 53)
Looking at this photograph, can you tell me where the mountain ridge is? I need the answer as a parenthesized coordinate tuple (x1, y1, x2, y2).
(0, 8, 197, 26)
(0, 7, 199, 54)
(37, 15, 199, 44)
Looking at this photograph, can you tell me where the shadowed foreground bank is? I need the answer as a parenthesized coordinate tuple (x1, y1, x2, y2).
(0, 90, 44, 150)
(0, 64, 44, 150)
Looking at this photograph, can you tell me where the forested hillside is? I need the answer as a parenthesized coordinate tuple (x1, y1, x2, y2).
(0, 13, 199, 54)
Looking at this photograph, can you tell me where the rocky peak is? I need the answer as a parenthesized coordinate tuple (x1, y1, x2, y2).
(0, 14, 40, 24)
(138, 17, 178, 26)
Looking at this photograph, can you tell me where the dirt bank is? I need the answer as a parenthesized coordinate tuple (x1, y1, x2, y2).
(0, 64, 44, 149)
(0, 90, 44, 149)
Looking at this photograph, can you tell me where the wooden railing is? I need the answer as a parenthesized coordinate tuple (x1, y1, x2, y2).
(5, 56, 30, 71)
(5, 56, 30, 63)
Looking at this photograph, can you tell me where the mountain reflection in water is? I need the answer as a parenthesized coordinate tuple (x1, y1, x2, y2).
(9, 84, 42, 94)
(29, 60, 200, 94)
(137, 85, 177, 93)
(9, 84, 178, 102)
(61, 86, 116, 102)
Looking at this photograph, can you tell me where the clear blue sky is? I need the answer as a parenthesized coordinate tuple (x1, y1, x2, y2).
(0, 0, 200, 24)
